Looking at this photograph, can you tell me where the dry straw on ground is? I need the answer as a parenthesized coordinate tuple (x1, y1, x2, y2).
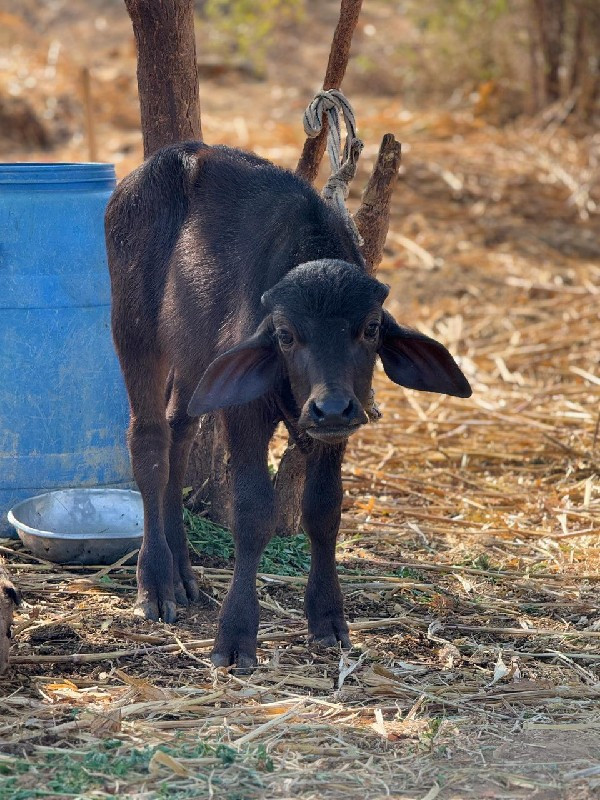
(1, 106, 600, 799)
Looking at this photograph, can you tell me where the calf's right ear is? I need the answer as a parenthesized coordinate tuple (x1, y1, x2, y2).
(188, 323, 278, 416)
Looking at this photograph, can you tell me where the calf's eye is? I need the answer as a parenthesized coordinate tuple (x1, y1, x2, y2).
(277, 329, 294, 347)
(364, 322, 380, 340)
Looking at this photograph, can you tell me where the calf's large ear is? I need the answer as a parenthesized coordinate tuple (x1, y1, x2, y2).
(379, 311, 472, 398)
(188, 322, 278, 416)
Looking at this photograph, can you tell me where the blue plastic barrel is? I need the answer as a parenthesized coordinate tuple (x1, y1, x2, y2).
(0, 163, 132, 535)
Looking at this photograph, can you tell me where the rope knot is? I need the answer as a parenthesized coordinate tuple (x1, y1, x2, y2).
(302, 88, 361, 170)
(302, 89, 363, 244)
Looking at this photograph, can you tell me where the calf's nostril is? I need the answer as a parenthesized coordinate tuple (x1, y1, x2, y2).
(342, 399, 354, 419)
(310, 399, 325, 422)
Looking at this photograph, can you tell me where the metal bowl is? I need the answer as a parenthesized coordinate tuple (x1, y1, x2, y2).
(7, 488, 143, 565)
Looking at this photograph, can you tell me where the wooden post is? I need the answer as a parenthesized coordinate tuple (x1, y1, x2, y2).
(124, 0, 202, 157)
(124, 0, 228, 524)
(531, 0, 565, 103)
(81, 67, 98, 162)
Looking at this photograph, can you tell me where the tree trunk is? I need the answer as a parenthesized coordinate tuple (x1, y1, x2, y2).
(574, 1, 600, 121)
(570, 1, 586, 93)
(532, 0, 565, 103)
(125, 0, 202, 157)
(124, 0, 227, 527)
(526, 4, 542, 113)
(269, 0, 365, 537)
(186, 414, 231, 527)
(273, 443, 306, 538)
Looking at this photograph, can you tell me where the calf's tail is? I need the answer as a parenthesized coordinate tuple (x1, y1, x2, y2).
(105, 141, 205, 278)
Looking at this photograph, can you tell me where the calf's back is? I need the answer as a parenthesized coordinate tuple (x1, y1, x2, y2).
(105, 142, 363, 377)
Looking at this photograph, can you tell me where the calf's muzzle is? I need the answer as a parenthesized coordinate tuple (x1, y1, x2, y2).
(300, 388, 369, 443)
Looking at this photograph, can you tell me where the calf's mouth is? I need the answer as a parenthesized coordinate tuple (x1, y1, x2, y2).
(304, 422, 363, 444)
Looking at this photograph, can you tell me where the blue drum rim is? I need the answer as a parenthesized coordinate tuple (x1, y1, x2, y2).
(0, 162, 116, 184)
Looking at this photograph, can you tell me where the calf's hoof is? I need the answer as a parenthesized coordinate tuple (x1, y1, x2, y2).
(136, 544, 179, 623)
(211, 649, 256, 673)
(173, 562, 200, 607)
(210, 629, 258, 671)
(309, 617, 351, 649)
(134, 594, 177, 624)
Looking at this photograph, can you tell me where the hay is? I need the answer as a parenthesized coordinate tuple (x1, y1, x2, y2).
(1, 112, 599, 799)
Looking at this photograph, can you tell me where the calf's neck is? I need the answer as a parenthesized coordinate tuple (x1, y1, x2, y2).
(106, 143, 471, 668)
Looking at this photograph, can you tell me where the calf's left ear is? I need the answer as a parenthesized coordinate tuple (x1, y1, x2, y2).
(379, 311, 472, 398)
(188, 322, 278, 416)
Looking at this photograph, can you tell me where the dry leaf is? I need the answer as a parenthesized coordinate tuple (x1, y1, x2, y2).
(88, 708, 121, 735)
(454, 573, 474, 593)
(486, 651, 521, 687)
(371, 707, 388, 738)
(337, 649, 368, 690)
(486, 651, 510, 687)
(63, 579, 105, 594)
(419, 784, 441, 800)
(427, 619, 445, 643)
(149, 749, 191, 777)
(115, 669, 175, 700)
(46, 679, 79, 692)
(438, 642, 462, 669)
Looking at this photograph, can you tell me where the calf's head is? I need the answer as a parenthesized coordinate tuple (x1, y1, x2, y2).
(188, 260, 471, 442)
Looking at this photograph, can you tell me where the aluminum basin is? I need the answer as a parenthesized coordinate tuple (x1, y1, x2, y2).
(7, 488, 143, 565)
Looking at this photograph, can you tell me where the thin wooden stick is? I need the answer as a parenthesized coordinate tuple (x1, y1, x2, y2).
(447, 624, 600, 639)
(296, 0, 363, 182)
(355, 133, 402, 273)
(81, 66, 98, 162)
(10, 616, 413, 665)
(9, 560, 595, 583)
(232, 703, 305, 748)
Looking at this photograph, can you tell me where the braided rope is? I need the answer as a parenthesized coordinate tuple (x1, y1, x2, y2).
(302, 89, 363, 243)
(301, 90, 381, 422)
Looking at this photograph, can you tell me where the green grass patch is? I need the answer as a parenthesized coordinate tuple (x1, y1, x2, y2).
(0, 737, 273, 799)
(459, 553, 497, 572)
(184, 509, 310, 576)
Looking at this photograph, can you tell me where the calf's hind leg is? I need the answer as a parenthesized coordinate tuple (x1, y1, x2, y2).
(164, 374, 200, 606)
(117, 345, 177, 623)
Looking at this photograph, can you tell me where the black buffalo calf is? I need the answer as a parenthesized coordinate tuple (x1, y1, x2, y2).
(106, 142, 471, 668)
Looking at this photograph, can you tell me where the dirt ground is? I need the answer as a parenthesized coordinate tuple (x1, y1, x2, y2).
(1, 2, 600, 799)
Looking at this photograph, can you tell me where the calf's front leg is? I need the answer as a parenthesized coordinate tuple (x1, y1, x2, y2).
(211, 410, 276, 669)
(302, 444, 351, 648)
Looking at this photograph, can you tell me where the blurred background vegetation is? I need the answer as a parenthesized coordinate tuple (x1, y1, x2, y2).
(206, 0, 600, 121)
(199, 0, 600, 119)
(0, 0, 598, 167)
